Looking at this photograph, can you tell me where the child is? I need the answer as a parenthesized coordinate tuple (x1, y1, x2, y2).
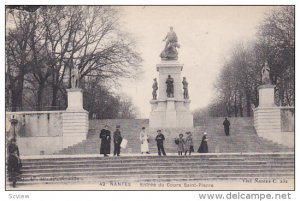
(185, 131, 194, 155)
(175, 134, 185, 156)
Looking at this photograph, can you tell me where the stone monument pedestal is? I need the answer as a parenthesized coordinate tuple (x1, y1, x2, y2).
(62, 88, 89, 148)
(149, 60, 193, 128)
(258, 84, 276, 107)
(254, 84, 281, 144)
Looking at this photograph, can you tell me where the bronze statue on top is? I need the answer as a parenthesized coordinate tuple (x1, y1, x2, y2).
(160, 27, 180, 60)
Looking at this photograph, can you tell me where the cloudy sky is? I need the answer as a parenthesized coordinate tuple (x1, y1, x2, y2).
(117, 6, 274, 118)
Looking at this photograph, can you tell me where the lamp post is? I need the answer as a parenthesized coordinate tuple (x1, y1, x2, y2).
(10, 115, 18, 140)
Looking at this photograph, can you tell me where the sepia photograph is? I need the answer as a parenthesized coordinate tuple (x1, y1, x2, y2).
(4, 5, 295, 191)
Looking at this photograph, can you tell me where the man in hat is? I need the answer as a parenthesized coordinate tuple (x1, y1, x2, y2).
(113, 125, 123, 156)
(155, 129, 166, 156)
(223, 118, 231, 136)
(99, 125, 111, 156)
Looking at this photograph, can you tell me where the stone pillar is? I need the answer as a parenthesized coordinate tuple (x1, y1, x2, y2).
(258, 84, 275, 106)
(254, 84, 281, 145)
(66, 88, 84, 111)
(157, 61, 183, 100)
(62, 88, 89, 149)
(149, 60, 193, 128)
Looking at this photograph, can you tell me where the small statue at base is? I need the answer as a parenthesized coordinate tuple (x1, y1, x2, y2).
(71, 67, 80, 88)
(182, 77, 189, 99)
(261, 62, 271, 85)
(166, 75, 174, 98)
(152, 78, 158, 100)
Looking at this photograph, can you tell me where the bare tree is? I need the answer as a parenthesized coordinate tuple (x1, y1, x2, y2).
(6, 6, 142, 111)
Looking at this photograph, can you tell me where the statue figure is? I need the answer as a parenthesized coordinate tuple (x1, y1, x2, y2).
(261, 62, 271, 85)
(71, 67, 80, 88)
(182, 77, 189, 99)
(160, 26, 180, 60)
(166, 75, 174, 98)
(152, 78, 158, 100)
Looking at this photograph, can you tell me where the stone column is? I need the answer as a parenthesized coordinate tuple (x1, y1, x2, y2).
(254, 84, 281, 144)
(62, 88, 89, 149)
(157, 61, 183, 100)
(258, 84, 276, 106)
(149, 60, 193, 128)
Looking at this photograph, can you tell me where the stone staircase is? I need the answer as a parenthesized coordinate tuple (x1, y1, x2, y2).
(17, 153, 294, 186)
(56, 118, 293, 155)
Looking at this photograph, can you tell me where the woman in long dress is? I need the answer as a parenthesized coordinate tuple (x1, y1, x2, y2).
(198, 132, 208, 153)
(7, 138, 22, 187)
(140, 127, 150, 154)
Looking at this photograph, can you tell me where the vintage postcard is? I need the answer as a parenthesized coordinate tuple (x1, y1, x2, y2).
(5, 5, 295, 191)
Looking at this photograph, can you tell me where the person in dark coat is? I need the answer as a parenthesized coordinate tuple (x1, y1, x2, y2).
(7, 138, 21, 187)
(113, 125, 123, 156)
(198, 132, 208, 153)
(99, 125, 111, 156)
(223, 117, 230, 136)
(155, 130, 166, 156)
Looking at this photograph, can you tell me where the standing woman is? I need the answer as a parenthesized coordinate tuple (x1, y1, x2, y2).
(140, 127, 150, 154)
(198, 132, 208, 153)
(99, 125, 111, 157)
(7, 138, 21, 188)
(184, 131, 194, 156)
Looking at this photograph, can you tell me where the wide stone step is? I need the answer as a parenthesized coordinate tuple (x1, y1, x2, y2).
(21, 163, 294, 172)
(22, 156, 294, 163)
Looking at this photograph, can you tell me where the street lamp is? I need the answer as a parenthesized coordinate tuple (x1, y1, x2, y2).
(10, 115, 18, 139)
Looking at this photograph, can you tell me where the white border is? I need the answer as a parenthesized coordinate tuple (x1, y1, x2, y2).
(0, 1, 298, 201)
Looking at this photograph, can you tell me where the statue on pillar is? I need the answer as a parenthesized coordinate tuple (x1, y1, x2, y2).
(71, 67, 80, 88)
(261, 62, 271, 85)
(152, 78, 158, 100)
(160, 26, 180, 60)
(166, 75, 174, 98)
(182, 77, 189, 99)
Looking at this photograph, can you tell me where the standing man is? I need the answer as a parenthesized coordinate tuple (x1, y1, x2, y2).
(223, 118, 231, 136)
(99, 125, 111, 157)
(113, 125, 123, 156)
(155, 130, 166, 156)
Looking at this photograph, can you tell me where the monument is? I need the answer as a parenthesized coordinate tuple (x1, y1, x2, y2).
(254, 62, 282, 145)
(149, 27, 193, 128)
(63, 67, 89, 148)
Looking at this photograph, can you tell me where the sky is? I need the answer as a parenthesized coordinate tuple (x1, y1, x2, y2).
(116, 6, 275, 118)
